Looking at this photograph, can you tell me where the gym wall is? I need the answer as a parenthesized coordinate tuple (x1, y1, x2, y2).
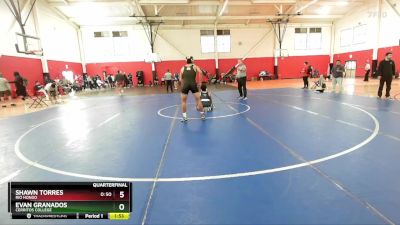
(332, 0, 400, 75)
(0, 0, 83, 92)
(1, 0, 399, 88)
(81, 25, 331, 81)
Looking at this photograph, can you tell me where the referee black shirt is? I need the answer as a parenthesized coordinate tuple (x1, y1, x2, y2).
(378, 59, 396, 78)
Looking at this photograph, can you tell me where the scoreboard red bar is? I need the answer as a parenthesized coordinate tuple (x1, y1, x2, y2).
(11, 189, 129, 201)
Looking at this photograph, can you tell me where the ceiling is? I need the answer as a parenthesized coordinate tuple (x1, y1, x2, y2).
(44, 0, 370, 27)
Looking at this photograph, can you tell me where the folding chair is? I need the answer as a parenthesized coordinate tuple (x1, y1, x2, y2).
(28, 91, 48, 108)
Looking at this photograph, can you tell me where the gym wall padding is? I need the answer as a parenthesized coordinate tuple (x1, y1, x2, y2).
(156, 59, 215, 82)
(85, 62, 153, 84)
(47, 60, 83, 80)
(0, 55, 43, 93)
(333, 49, 373, 77)
(277, 55, 330, 79)
(378, 45, 400, 68)
(219, 57, 275, 80)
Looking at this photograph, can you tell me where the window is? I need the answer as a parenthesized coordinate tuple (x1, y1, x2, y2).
(308, 27, 322, 49)
(93, 31, 110, 38)
(200, 29, 231, 53)
(340, 28, 353, 47)
(309, 28, 322, 33)
(340, 25, 367, 47)
(217, 30, 230, 35)
(92, 31, 130, 56)
(217, 30, 230, 53)
(353, 25, 367, 44)
(294, 27, 322, 50)
(200, 30, 214, 53)
(294, 28, 307, 50)
(112, 31, 128, 37)
(295, 28, 308, 33)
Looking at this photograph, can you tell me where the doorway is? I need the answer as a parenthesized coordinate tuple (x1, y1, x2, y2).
(345, 60, 357, 78)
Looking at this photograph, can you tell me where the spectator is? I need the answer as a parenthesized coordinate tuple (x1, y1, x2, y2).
(102, 71, 107, 81)
(34, 81, 49, 100)
(364, 60, 371, 82)
(236, 59, 247, 100)
(128, 73, 133, 87)
(301, 62, 311, 89)
(174, 72, 179, 90)
(115, 71, 125, 95)
(377, 52, 396, 99)
(92, 75, 99, 89)
(44, 82, 59, 104)
(108, 74, 114, 88)
(96, 79, 105, 89)
(0, 73, 13, 107)
(314, 75, 326, 93)
(11, 72, 27, 100)
(164, 69, 173, 93)
(331, 60, 345, 92)
(123, 73, 129, 88)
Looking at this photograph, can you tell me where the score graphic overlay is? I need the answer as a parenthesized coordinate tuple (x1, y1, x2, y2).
(8, 182, 132, 220)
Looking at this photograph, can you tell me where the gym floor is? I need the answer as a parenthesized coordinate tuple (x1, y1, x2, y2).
(1, 78, 400, 224)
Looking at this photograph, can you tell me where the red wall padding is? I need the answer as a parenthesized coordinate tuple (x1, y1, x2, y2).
(156, 59, 215, 82)
(218, 57, 274, 79)
(1, 45, 397, 94)
(0, 55, 43, 93)
(378, 46, 400, 70)
(85, 58, 274, 83)
(86, 62, 153, 84)
(47, 60, 83, 80)
(278, 55, 330, 79)
(333, 49, 373, 77)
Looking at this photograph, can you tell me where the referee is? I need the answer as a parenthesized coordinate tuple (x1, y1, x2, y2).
(377, 52, 396, 99)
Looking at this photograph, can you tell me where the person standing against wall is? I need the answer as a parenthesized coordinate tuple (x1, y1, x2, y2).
(301, 62, 310, 89)
(331, 60, 345, 92)
(236, 59, 247, 100)
(115, 70, 125, 95)
(11, 72, 27, 100)
(164, 69, 173, 93)
(377, 52, 396, 99)
(0, 73, 13, 107)
(128, 73, 133, 87)
(364, 60, 371, 82)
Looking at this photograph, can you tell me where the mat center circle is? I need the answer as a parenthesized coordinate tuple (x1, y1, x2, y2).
(157, 102, 251, 120)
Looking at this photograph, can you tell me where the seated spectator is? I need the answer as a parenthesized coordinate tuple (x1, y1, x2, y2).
(44, 82, 59, 103)
(96, 79, 105, 89)
(34, 81, 49, 100)
(313, 75, 327, 93)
